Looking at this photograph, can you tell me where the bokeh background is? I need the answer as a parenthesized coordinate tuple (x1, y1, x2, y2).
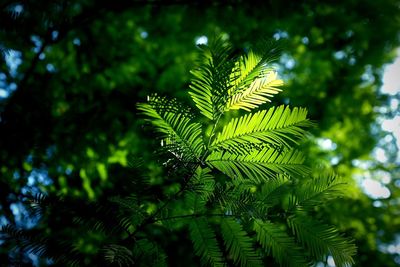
(0, 0, 399, 266)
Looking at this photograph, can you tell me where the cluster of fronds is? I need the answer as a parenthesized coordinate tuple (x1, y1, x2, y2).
(1, 39, 356, 266)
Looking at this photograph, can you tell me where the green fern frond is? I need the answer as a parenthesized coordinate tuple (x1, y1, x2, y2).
(189, 167, 216, 200)
(189, 40, 235, 120)
(207, 147, 309, 182)
(212, 105, 313, 153)
(288, 216, 356, 267)
(253, 219, 308, 267)
(255, 174, 290, 211)
(133, 239, 168, 267)
(213, 181, 257, 216)
(220, 218, 263, 267)
(137, 95, 205, 161)
(226, 71, 283, 112)
(288, 172, 347, 211)
(189, 218, 225, 267)
(102, 244, 135, 267)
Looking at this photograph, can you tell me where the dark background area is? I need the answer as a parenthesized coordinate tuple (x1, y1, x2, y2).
(0, 0, 399, 266)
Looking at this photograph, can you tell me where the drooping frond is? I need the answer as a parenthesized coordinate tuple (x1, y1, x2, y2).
(220, 218, 263, 267)
(288, 216, 356, 267)
(212, 105, 313, 153)
(189, 166, 216, 201)
(102, 244, 135, 267)
(226, 71, 283, 112)
(288, 172, 347, 211)
(189, 218, 225, 267)
(213, 180, 257, 216)
(189, 39, 235, 120)
(132, 239, 168, 267)
(207, 147, 309, 182)
(137, 95, 205, 161)
(253, 219, 308, 267)
(256, 174, 290, 210)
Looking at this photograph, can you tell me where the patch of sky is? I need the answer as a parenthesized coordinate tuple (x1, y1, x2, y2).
(46, 63, 56, 73)
(317, 138, 337, 150)
(333, 50, 346, 60)
(327, 255, 335, 267)
(31, 35, 42, 53)
(73, 38, 81, 46)
(360, 175, 391, 199)
(5, 50, 22, 77)
(10, 202, 38, 228)
(280, 53, 296, 69)
(361, 65, 375, 83)
(301, 36, 309, 45)
(195, 35, 208, 46)
(51, 30, 59, 41)
(273, 30, 289, 40)
(379, 116, 400, 162)
(381, 48, 400, 96)
(140, 31, 148, 39)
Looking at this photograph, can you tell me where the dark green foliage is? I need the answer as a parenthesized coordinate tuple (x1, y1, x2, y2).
(1, 39, 358, 266)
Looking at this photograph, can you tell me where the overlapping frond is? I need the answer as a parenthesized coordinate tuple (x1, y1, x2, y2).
(228, 41, 281, 95)
(226, 72, 283, 112)
(288, 216, 356, 267)
(212, 105, 313, 153)
(220, 218, 263, 267)
(137, 95, 205, 161)
(207, 147, 309, 182)
(253, 219, 308, 267)
(256, 174, 290, 210)
(132, 239, 168, 267)
(189, 40, 235, 120)
(189, 167, 216, 200)
(102, 244, 135, 266)
(288, 172, 347, 211)
(189, 218, 225, 267)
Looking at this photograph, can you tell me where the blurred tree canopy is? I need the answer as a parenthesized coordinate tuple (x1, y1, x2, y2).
(0, 0, 399, 266)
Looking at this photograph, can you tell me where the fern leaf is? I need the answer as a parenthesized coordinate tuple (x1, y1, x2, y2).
(253, 219, 308, 267)
(288, 216, 356, 267)
(189, 167, 216, 201)
(212, 105, 313, 153)
(189, 40, 235, 120)
(189, 218, 225, 267)
(133, 239, 168, 267)
(256, 174, 290, 211)
(226, 71, 283, 112)
(102, 244, 135, 266)
(288, 172, 347, 211)
(207, 147, 309, 182)
(220, 218, 263, 267)
(137, 95, 204, 160)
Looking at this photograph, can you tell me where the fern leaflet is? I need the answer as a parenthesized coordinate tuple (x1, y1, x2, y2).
(212, 105, 313, 153)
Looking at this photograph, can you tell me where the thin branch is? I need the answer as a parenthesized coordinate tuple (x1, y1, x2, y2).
(154, 213, 233, 222)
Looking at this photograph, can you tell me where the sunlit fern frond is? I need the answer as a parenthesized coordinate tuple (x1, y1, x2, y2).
(253, 219, 308, 267)
(212, 105, 313, 154)
(220, 217, 263, 267)
(288, 215, 356, 267)
(226, 71, 283, 112)
(228, 41, 281, 96)
(137, 95, 205, 161)
(206, 148, 309, 183)
(189, 39, 236, 120)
